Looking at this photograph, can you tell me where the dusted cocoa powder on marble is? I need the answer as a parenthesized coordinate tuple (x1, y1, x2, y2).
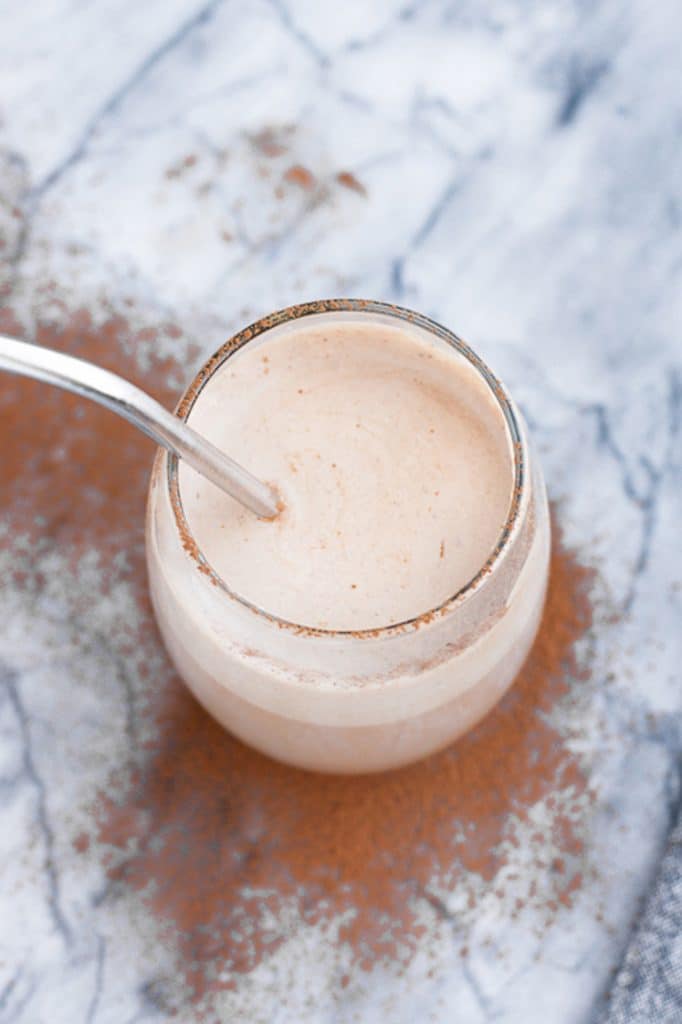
(0, 306, 179, 567)
(283, 164, 317, 190)
(336, 171, 367, 195)
(95, 534, 593, 999)
(0, 303, 595, 1009)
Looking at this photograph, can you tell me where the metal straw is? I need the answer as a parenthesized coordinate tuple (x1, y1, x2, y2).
(0, 334, 280, 519)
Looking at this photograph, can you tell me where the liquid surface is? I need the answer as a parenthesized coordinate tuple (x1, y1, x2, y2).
(179, 319, 513, 630)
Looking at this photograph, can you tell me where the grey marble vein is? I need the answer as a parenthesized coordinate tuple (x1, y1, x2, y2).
(1, 666, 72, 947)
(31, 0, 226, 201)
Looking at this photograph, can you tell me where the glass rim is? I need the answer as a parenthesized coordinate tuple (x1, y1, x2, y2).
(167, 298, 527, 639)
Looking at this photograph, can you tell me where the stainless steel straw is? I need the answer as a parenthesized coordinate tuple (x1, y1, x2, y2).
(0, 334, 280, 519)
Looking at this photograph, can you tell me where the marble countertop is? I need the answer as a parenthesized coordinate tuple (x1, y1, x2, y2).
(0, 2, 680, 1021)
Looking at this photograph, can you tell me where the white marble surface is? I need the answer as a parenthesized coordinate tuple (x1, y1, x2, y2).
(0, 1, 681, 1021)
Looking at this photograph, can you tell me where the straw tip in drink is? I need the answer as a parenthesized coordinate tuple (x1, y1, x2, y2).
(260, 483, 285, 520)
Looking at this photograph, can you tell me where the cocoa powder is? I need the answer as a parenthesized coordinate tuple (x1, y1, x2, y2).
(0, 306, 178, 568)
(283, 164, 316, 190)
(107, 536, 591, 982)
(336, 171, 367, 195)
(0, 303, 595, 1013)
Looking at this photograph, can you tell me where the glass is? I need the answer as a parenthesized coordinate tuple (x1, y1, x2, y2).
(146, 300, 550, 773)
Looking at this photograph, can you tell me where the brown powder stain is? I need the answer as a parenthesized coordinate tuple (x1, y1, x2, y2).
(337, 171, 367, 196)
(251, 129, 288, 158)
(73, 832, 90, 854)
(283, 164, 316, 190)
(0, 307, 178, 568)
(94, 529, 594, 1000)
(165, 154, 199, 180)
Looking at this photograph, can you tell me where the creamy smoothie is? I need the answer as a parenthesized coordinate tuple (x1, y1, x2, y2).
(178, 321, 513, 631)
(146, 303, 550, 773)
